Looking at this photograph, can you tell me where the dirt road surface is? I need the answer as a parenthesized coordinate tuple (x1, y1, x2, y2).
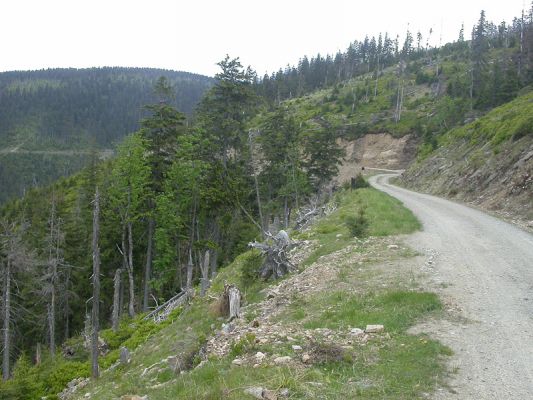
(370, 174, 533, 399)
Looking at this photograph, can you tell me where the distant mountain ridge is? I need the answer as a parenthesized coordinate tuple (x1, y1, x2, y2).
(0, 67, 212, 148)
(0, 67, 213, 203)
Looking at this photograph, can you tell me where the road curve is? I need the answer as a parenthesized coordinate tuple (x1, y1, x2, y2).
(370, 174, 533, 399)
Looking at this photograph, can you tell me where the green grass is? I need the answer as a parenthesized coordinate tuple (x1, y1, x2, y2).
(282, 290, 442, 332)
(69, 183, 445, 400)
(442, 89, 533, 149)
(299, 187, 421, 266)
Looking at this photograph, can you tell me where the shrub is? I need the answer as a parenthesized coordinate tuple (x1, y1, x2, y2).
(239, 250, 264, 288)
(345, 206, 369, 238)
(352, 173, 370, 189)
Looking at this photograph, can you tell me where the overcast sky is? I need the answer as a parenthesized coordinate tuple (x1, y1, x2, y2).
(0, 0, 527, 77)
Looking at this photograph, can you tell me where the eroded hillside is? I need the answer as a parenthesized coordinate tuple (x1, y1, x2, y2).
(401, 90, 533, 228)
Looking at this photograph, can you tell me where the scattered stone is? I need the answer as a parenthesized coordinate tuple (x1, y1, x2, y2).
(120, 346, 130, 365)
(244, 387, 264, 399)
(350, 328, 364, 336)
(84, 394, 91, 398)
(232, 358, 243, 366)
(302, 353, 311, 363)
(273, 356, 292, 365)
(253, 363, 260, 368)
(291, 345, 302, 351)
(120, 396, 148, 400)
(336, 234, 343, 238)
(365, 324, 384, 333)
(255, 351, 266, 363)
(262, 389, 278, 400)
(388, 244, 399, 250)
(167, 355, 180, 372)
(222, 323, 235, 334)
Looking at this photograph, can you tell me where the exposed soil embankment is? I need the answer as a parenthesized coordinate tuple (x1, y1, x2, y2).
(400, 135, 533, 229)
(336, 133, 418, 183)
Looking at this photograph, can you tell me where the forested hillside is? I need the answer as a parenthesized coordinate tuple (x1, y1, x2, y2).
(0, 7, 532, 399)
(0, 67, 212, 203)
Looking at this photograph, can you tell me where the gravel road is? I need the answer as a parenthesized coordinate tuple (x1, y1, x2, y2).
(370, 174, 533, 399)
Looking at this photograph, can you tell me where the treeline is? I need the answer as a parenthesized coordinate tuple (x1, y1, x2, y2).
(0, 59, 343, 388)
(256, 7, 533, 111)
(0, 67, 213, 148)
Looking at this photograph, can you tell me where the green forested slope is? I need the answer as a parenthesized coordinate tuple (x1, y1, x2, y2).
(0, 67, 212, 203)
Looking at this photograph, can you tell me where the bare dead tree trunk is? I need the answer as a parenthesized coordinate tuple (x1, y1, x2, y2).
(374, 53, 380, 99)
(200, 250, 210, 296)
(186, 251, 193, 290)
(142, 217, 154, 312)
(111, 268, 122, 331)
(119, 221, 135, 318)
(248, 130, 265, 236)
(228, 286, 241, 320)
(35, 343, 41, 366)
(2, 257, 11, 381)
(127, 221, 135, 316)
(47, 195, 60, 358)
(283, 197, 289, 229)
(221, 284, 241, 320)
(64, 268, 71, 340)
(210, 222, 219, 279)
(47, 300, 55, 358)
(91, 187, 101, 379)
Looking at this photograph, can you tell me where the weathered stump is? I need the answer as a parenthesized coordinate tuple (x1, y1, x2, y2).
(249, 230, 295, 280)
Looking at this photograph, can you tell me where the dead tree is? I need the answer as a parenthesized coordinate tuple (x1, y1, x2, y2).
(200, 250, 210, 296)
(43, 195, 66, 358)
(142, 217, 154, 312)
(0, 219, 34, 381)
(144, 290, 191, 323)
(218, 284, 241, 321)
(91, 187, 101, 379)
(111, 268, 122, 332)
(249, 230, 295, 280)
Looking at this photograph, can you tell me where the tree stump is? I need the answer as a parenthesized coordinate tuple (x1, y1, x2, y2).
(249, 230, 295, 280)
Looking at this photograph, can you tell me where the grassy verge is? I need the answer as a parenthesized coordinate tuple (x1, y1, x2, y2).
(297, 187, 421, 266)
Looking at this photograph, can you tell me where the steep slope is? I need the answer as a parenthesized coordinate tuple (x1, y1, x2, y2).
(54, 187, 450, 400)
(0, 67, 212, 203)
(400, 90, 533, 227)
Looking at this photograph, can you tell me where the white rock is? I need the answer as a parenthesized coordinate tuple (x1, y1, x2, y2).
(255, 351, 266, 362)
(273, 356, 292, 365)
(350, 328, 364, 336)
(244, 387, 264, 399)
(302, 353, 311, 363)
(232, 358, 243, 366)
(291, 345, 302, 351)
(365, 324, 384, 333)
(388, 244, 399, 250)
(279, 388, 290, 397)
